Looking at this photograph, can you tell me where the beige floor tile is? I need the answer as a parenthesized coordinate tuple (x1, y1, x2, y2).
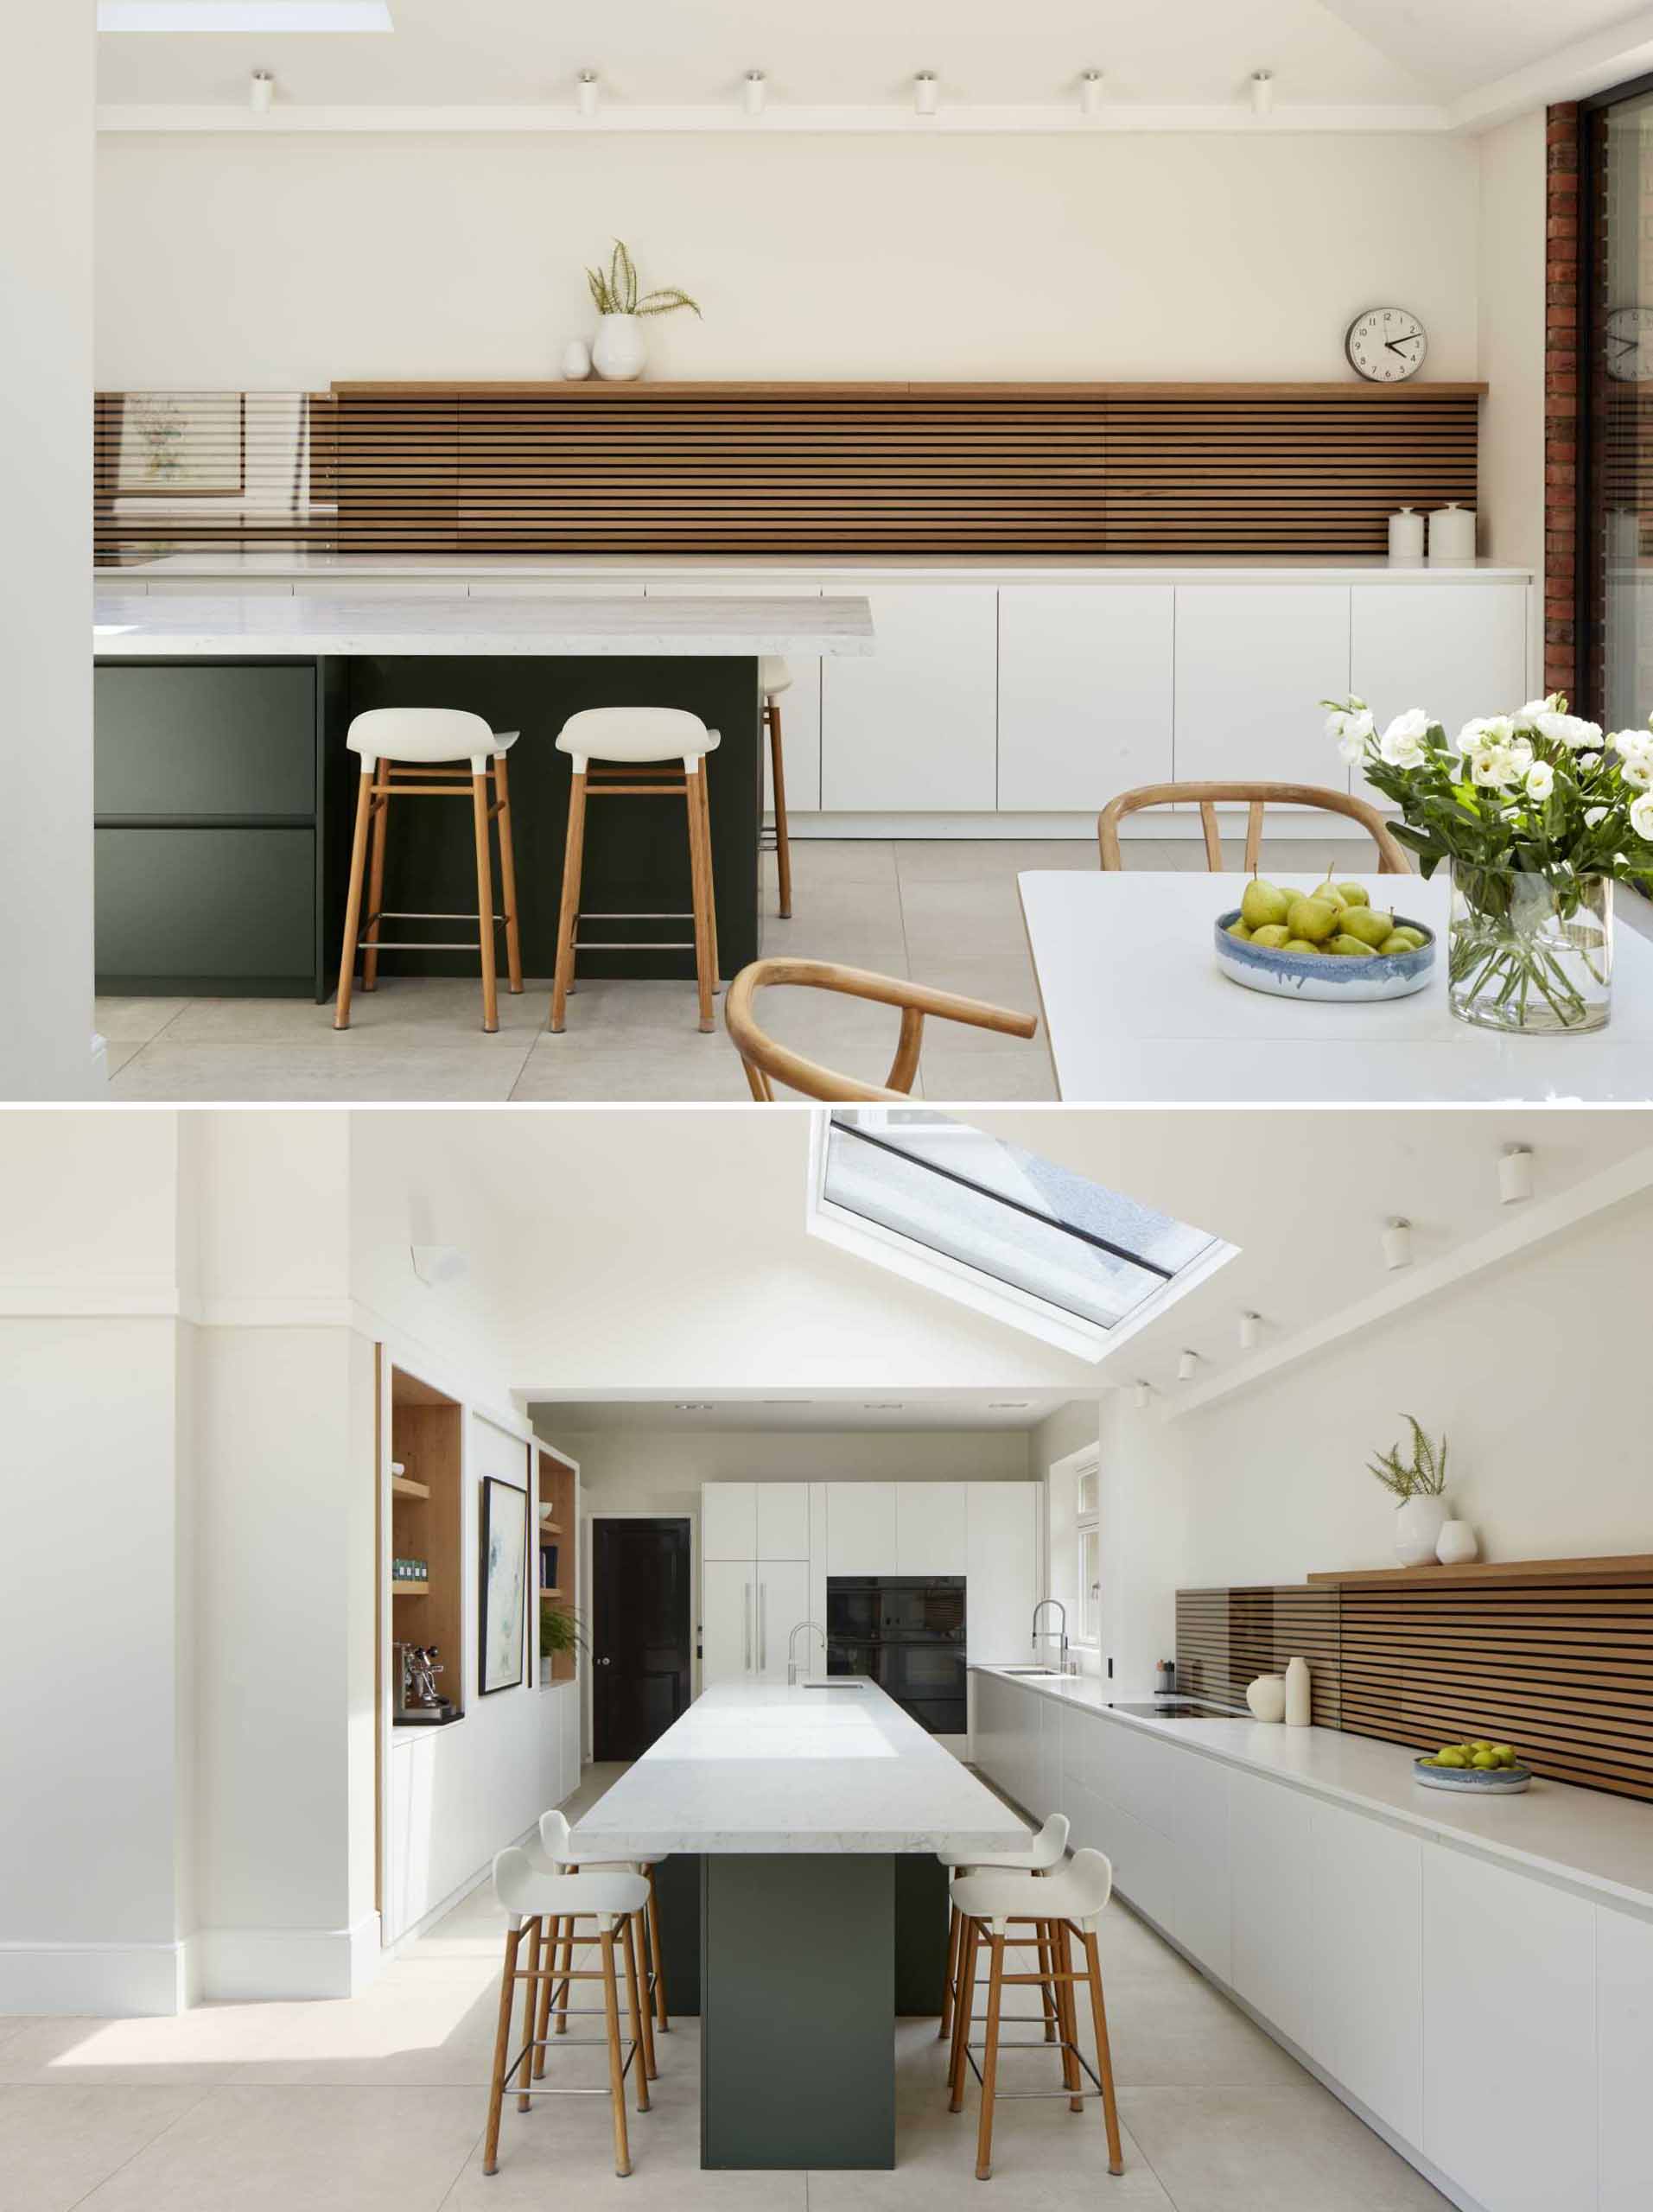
(74, 2084, 484, 2212)
(509, 1042, 752, 1103)
(235, 1974, 505, 2087)
(92, 998, 188, 1046)
(918, 1046, 1058, 1103)
(782, 840, 900, 886)
(895, 839, 1096, 882)
(899, 875, 1031, 964)
(104, 1040, 147, 1078)
(0, 2082, 207, 2212)
(110, 1041, 535, 1103)
(1117, 2084, 1450, 2210)
(165, 980, 549, 1045)
(0, 2005, 301, 2087)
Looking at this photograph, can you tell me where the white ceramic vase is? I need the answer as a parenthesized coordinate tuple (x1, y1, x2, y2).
(1395, 1494, 1448, 1566)
(1436, 1518, 1479, 1565)
(593, 314, 646, 382)
(1245, 1674, 1286, 1722)
(561, 338, 592, 381)
(1284, 1655, 1311, 1726)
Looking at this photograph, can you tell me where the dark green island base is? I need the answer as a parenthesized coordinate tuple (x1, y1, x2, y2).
(93, 654, 763, 1000)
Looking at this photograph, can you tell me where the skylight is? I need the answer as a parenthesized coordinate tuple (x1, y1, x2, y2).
(809, 1109, 1234, 1361)
(99, 2, 393, 30)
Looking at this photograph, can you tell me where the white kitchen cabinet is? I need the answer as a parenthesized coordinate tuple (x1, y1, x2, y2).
(1308, 1799, 1422, 2145)
(896, 1481, 968, 1574)
(1173, 586, 1351, 790)
(1599, 1903, 1653, 2212)
(702, 1558, 755, 1688)
(1228, 1768, 1317, 2055)
(965, 1484, 1039, 1662)
(1167, 1747, 1230, 1984)
(756, 1484, 811, 1561)
(702, 1483, 757, 1562)
(997, 586, 1175, 810)
(820, 586, 998, 811)
(825, 1482, 898, 1574)
(754, 1558, 812, 1682)
(645, 579, 823, 811)
(1422, 1842, 1598, 2212)
(1350, 583, 1529, 752)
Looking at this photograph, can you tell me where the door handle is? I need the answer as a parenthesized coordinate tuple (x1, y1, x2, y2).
(599, 1656, 612, 1667)
(759, 1581, 766, 1673)
(744, 1581, 753, 1670)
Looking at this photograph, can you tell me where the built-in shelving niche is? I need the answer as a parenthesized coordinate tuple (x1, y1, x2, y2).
(537, 1450, 576, 1686)
(390, 1367, 465, 1725)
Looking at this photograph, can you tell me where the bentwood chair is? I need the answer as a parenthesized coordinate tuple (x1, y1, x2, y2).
(760, 656, 795, 918)
(724, 958, 1039, 1101)
(1097, 780, 1411, 874)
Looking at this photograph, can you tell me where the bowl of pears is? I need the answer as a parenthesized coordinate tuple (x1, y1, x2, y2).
(1415, 1740, 1532, 1795)
(1216, 869, 1435, 1003)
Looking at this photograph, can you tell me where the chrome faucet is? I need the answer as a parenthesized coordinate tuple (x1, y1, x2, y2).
(787, 1619, 827, 1686)
(1031, 1599, 1072, 1675)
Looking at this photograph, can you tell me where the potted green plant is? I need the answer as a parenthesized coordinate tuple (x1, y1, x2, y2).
(1366, 1415, 1450, 1564)
(539, 1603, 588, 1675)
(585, 239, 702, 381)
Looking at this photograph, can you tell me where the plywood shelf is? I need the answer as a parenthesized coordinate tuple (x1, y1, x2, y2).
(391, 1475, 430, 1501)
(539, 1586, 566, 1600)
(391, 1580, 429, 1595)
(1307, 1554, 1653, 1589)
(537, 1519, 563, 1536)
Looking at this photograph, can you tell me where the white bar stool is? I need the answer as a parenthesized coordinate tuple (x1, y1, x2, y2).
(525, 1809, 670, 2069)
(946, 1847, 1125, 2182)
(334, 708, 522, 1033)
(484, 1845, 652, 2180)
(550, 707, 720, 1034)
(760, 655, 794, 919)
(938, 1813, 1069, 2045)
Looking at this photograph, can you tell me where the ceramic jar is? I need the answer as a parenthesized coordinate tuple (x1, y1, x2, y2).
(1436, 1519, 1479, 1565)
(562, 338, 593, 381)
(1396, 1494, 1449, 1566)
(1285, 1655, 1311, 1726)
(1246, 1674, 1287, 1722)
(593, 314, 646, 381)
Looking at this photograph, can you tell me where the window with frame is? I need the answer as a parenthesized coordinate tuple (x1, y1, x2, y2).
(1077, 1458, 1100, 1648)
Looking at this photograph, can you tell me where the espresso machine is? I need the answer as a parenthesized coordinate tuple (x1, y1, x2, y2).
(396, 1642, 456, 1724)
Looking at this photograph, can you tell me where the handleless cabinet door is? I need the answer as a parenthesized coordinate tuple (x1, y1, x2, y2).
(1308, 1798, 1422, 2143)
(820, 587, 997, 811)
(1228, 1769, 1317, 2055)
(998, 587, 1174, 810)
(965, 1484, 1038, 1662)
(756, 1483, 811, 1562)
(825, 1483, 898, 1574)
(1167, 1747, 1230, 1983)
(702, 1558, 754, 1688)
(1599, 1902, 1653, 2212)
(702, 1483, 758, 1561)
(1173, 587, 1351, 790)
(95, 664, 316, 818)
(646, 580, 823, 811)
(895, 1482, 967, 1574)
(755, 1559, 811, 1682)
(1349, 583, 1529, 793)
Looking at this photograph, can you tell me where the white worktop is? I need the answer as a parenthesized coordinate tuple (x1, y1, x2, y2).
(91, 589, 874, 658)
(569, 1681, 1033, 1859)
(107, 550, 1534, 587)
(973, 1666, 1653, 1916)
(1019, 869, 1653, 1103)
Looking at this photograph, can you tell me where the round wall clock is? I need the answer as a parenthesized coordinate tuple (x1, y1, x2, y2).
(1605, 306, 1653, 380)
(1345, 307, 1427, 384)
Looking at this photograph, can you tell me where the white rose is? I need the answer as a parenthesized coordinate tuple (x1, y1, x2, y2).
(1632, 792, 1653, 842)
(1579, 752, 1602, 770)
(1586, 806, 1610, 828)
(1525, 761, 1554, 801)
(1456, 715, 1513, 753)
(1514, 696, 1564, 731)
(1378, 709, 1432, 768)
(1611, 728, 1653, 764)
(1533, 712, 1602, 750)
(1325, 702, 1376, 765)
(1622, 758, 1653, 791)
(1470, 746, 1520, 790)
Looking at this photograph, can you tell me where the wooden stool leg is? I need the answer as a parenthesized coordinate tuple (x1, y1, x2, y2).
(600, 1925, 633, 2178)
(516, 1916, 542, 2111)
(623, 1910, 655, 2095)
(333, 768, 374, 1029)
(550, 766, 588, 1033)
(361, 758, 391, 991)
(645, 1866, 669, 2032)
(1056, 1919, 1084, 2113)
(1084, 1929, 1125, 2177)
(482, 1923, 523, 2175)
(684, 764, 715, 1034)
(471, 768, 499, 1033)
(768, 699, 792, 919)
(493, 752, 524, 995)
(532, 1916, 556, 2078)
(976, 1930, 1006, 2181)
(553, 1911, 575, 2034)
(938, 1895, 962, 2041)
(1037, 1919, 1059, 2044)
(949, 1915, 980, 2113)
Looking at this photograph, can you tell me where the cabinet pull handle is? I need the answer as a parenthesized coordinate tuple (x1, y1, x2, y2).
(760, 1581, 766, 1673)
(744, 1581, 753, 1670)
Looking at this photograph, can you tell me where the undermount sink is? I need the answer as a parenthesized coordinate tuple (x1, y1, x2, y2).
(995, 1666, 1067, 1678)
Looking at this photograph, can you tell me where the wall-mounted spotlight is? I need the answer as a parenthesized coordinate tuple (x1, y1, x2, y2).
(1079, 69, 1104, 117)
(250, 67, 275, 112)
(1249, 68, 1275, 116)
(913, 70, 940, 116)
(742, 68, 767, 116)
(410, 1243, 468, 1287)
(1498, 1145, 1535, 1205)
(1238, 1312, 1262, 1351)
(575, 68, 600, 118)
(1382, 1217, 1413, 1271)
(1132, 1381, 1152, 1411)
(1177, 1350, 1199, 1382)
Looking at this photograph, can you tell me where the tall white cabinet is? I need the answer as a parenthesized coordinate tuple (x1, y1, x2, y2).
(701, 1482, 812, 1689)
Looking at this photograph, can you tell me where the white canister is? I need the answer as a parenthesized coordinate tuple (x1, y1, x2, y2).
(1436, 1519, 1479, 1565)
(592, 314, 646, 382)
(1388, 507, 1425, 563)
(1396, 1493, 1448, 1566)
(561, 338, 593, 382)
(1245, 1674, 1287, 1723)
(1284, 1655, 1312, 1727)
(1427, 502, 1477, 563)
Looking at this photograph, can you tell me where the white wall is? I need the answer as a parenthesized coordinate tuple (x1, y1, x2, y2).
(94, 131, 1482, 387)
(1476, 107, 1547, 606)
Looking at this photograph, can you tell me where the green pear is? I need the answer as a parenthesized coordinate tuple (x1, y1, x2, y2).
(1491, 1745, 1518, 1768)
(1240, 878, 1292, 931)
(1377, 932, 1415, 957)
(1283, 937, 1321, 955)
(1471, 1749, 1500, 1770)
(1389, 925, 1427, 950)
(1340, 907, 1396, 948)
(1435, 1746, 1469, 1768)
(1227, 920, 1253, 941)
(1310, 880, 1349, 911)
(1335, 880, 1371, 907)
(1251, 924, 1293, 950)
(1328, 933, 1376, 957)
(1287, 896, 1339, 943)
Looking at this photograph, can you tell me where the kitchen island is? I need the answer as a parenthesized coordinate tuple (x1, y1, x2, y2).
(91, 589, 873, 1000)
(569, 1679, 1029, 2171)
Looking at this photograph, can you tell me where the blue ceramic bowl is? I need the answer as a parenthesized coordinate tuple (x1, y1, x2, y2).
(1215, 909, 1435, 1002)
(1413, 1755, 1532, 1795)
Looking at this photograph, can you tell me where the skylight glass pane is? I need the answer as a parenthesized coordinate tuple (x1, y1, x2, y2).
(823, 1111, 1218, 1331)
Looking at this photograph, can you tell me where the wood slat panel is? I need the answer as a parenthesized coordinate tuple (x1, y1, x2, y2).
(1175, 1586, 1341, 1726)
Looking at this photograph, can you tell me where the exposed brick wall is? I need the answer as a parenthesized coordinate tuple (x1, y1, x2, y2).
(1545, 102, 1580, 700)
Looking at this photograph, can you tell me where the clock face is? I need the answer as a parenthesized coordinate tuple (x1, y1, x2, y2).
(1345, 307, 1427, 384)
(1605, 306, 1653, 380)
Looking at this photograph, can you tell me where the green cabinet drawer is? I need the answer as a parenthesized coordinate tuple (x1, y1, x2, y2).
(96, 827, 315, 986)
(95, 664, 316, 818)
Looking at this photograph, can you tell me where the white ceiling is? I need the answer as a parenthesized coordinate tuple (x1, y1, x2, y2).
(93, 0, 1643, 112)
(537, 1392, 1084, 1435)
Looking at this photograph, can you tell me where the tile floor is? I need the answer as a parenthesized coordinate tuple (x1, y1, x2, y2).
(1, 1760, 1447, 2212)
(101, 836, 1471, 1104)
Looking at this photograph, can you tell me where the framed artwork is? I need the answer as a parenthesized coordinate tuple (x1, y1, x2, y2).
(479, 1475, 529, 1694)
(107, 391, 246, 496)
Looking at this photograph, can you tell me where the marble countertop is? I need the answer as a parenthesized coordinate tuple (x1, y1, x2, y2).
(569, 1681, 1033, 1859)
(92, 590, 874, 658)
(974, 1666, 1653, 1915)
(107, 551, 1533, 587)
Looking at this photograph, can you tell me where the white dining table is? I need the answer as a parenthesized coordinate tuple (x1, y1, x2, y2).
(1018, 870, 1653, 1103)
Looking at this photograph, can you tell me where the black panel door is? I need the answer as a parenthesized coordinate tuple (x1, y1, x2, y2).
(592, 1518, 692, 1762)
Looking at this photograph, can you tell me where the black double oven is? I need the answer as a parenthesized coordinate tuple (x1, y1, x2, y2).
(825, 1575, 967, 1734)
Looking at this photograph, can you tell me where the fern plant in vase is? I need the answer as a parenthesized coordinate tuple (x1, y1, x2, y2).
(586, 238, 702, 382)
(1366, 1415, 1451, 1565)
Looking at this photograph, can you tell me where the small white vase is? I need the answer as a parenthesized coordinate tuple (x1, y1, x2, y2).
(1436, 1518, 1479, 1565)
(1246, 1674, 1286, 1723)
(1395, 1494, 1448, 1567)
(1284, 1655, 1311, 1726)
(592, 314, 646, 382)
(561, 338, 592, 381)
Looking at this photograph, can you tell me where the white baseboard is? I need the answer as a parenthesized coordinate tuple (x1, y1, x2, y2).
(789, 812, 1363, 842)
(193, 1911, 382, 2001)
(0, 1938, 190, 2018)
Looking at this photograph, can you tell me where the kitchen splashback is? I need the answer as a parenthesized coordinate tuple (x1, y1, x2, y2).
(1174, 1585, 1341, 1726)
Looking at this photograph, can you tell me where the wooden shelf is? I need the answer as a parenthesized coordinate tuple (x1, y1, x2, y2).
(391, 1580, 429, 1595)
(537, 1519, 563, 1537)
(1307, 1554, 1653, 1589)
(391, 1476, 430, 1501)
(539, 1587, 566, 1600)
(334, 378, 1491, 400)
